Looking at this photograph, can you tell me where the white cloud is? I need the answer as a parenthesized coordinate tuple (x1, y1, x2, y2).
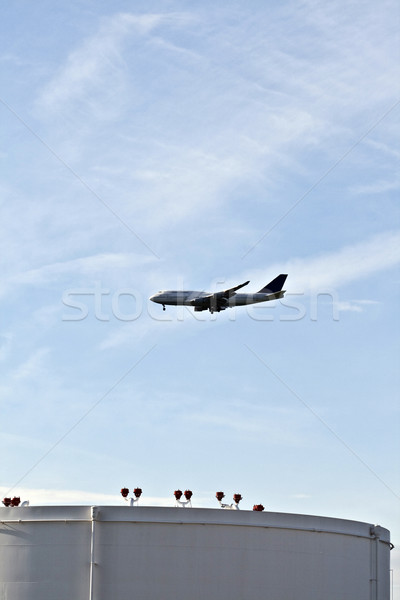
(26, 3, 398, 240)
(11, 348, 50, 382)
(291, 493, 312, 499)
(0, 347, 53, 400)
(241, 230, 400, 294)
(2, 252, 156, 298)
(350, 179, 400, 195)
(365, 139, 400, 161)
(37, 14, 159, 112)
(37, 12, 194, 116)
(337, 300, 380, 313)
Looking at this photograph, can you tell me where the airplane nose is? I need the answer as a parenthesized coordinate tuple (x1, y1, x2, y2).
(149, 294, 160, 303)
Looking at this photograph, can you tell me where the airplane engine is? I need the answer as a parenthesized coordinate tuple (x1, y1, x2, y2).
(217, 298, 229, 310)
(192, 296, 229, 312)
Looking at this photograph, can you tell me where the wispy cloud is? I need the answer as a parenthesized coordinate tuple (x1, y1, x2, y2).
(365, 139, 400, 160)
(23, 3, 397, 245)
(0, 347, 53, 401)
(291, 493, 312, 499)
(37, 12, 194, 116)
(11, 348, 50, 382)
(350, 179, 400, 195)
(1, 252, 156, 298)
(239, 230, 400, 294)
(337, 299, 380, 313)
(37, 13, 162, 113)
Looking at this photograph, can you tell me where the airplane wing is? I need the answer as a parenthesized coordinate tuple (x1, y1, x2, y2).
(200, 280, 250, 301)
(190, 281, 250, 312)
(214, 280, 250, 299)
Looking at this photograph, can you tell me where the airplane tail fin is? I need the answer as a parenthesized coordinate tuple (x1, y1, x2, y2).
(257, 274, 287, 294)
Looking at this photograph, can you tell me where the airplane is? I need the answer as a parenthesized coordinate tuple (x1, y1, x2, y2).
(149, 274, 287, 314)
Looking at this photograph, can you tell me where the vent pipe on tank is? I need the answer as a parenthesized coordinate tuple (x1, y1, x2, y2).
(120, 487, 143, 506)
(216, 492, 241, 510)
(174, 489, 193, 507)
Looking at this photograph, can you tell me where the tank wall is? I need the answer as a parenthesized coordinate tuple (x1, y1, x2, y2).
(0, 510, 90, 600)
(94, 521, 372, 600)
(0, 506, 391, 600)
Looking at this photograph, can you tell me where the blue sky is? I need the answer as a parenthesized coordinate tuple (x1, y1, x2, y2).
(1, 0, 399, 592)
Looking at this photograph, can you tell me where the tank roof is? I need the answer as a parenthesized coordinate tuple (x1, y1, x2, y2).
(0, 505, 390, 543)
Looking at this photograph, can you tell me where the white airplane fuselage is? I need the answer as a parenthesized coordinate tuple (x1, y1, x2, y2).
(149, 290, 284, 308)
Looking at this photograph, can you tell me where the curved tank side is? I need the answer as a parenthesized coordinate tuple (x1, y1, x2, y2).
(0, 506, 391, 600)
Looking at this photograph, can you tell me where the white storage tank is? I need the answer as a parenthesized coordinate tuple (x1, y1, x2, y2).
(0, 506, 391, 600)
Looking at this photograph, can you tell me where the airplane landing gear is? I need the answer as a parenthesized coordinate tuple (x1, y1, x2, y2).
(162, 304, 166, 311)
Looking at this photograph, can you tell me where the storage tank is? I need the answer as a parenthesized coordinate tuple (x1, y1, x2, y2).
(0, 505, 391, 600)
